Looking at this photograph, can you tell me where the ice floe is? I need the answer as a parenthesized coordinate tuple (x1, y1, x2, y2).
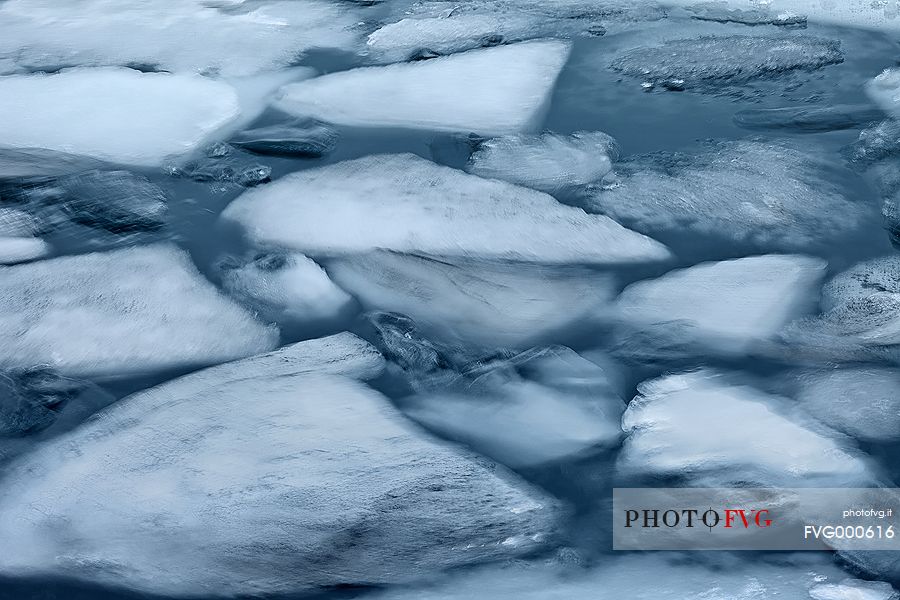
(326, 251, 615, 348)
(0, 244, 277, 377)
(230, 120, 338, 158)
(222, 153, 670, 264)
(466, 131, 618, 193)
(0, 0, 363, 76)
(618, 370, 872, 487)
(405, 346, 625, 467)
(0, 341, 557, 596)
(274, 40, 571, 135)
(734, 104, 884, 133)
(587, 140, 869, 253)
(219, 252, 352, 324)
(0, 68, 240, 166)
(614, 255, 826, 357)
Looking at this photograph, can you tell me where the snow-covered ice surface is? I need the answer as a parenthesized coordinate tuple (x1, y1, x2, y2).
(222, 153, 670, 263)
(0, 349, 558, 596)
(5, 1, 900, 598)
(274, 41, 572, 135)
(0, 244, 277, 377)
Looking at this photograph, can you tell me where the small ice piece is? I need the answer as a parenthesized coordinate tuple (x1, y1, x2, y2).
(466, 131, 618, 193)
(406, 346, 625, 467)
(362, 553, 865, 600)
(0, 244, 278, 377)
(274, 40, 572, 135)
(734, 104, 883, 133)
(221, 153, 670, 264)
(167, 143, 271, 187)
(846, 120, 900, 167)
(0, 67, 240, 166)
(57, 170, 167, 232)
(219, 252, 352, 324)
(231, 120, 338, 158)
(615, 255, 826, 355)
(796, 367, 900, 443)
(687, 2, 807, 27)
(369, 312, 455, 381)
(618, 370, 871, 487)
(0, 236, 49, 265)
(809, 578, 900, 600)
(0, 0, 363, 76)
(588, 141, 866, 252)
(610, 35, 842, 91)
(0, 352, 556, 596)
(868, 69, 900, 120)
(326, 251, 615, 348)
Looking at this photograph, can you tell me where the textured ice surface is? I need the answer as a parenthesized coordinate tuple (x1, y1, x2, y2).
(868, 70, 900, 119)
(588, 141, 867, 252)
(0, 68, 240, 166)
(54, 170, 167, 232)
(406, 346, 625, 467)
(618, 370, 871, 486)
(0, 244, 277, 377)
(809, 579, 899, 600)
(327, 251, 615, 348)
(822, 255, 900, 311)
(685, 2, 807, 27)
(167, 143, 272, 188)
(615, 255, 826, 356)
(466, 131, 618, 193)
(222, 153, 670, 263)
(610, 35, 842, 91)
(0, 0, 363, 76)
(0, 351, 557, 596)
(734, 104, 884, 132)
(365, 554, 871, 600)
(0, 147, 105, 180)
(220, 252, 352, 323)
(275, 41, 571, 135)
(796, 367, 900, 443)
(231, 120, 338, 158)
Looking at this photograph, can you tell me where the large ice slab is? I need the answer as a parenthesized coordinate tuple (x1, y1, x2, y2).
(796, 367, 900, 443)
(364, 554, 875, 600)
(222, 153, 670, 264)
(614, 255, 826, 356)
(587, 141, 868, 253)
(274, 40, 571, 135)
(0, 352, 557, 596)
(0, 0, 363, 76)
(0, 244, 278, 377)
(326, 251, 615, 347)
(618, 370, 871, 487)
(466, 131, 618, 193)
(405, 346, 625, 467)
(0, 68, 240, 166)
(610, 35, 842, 91)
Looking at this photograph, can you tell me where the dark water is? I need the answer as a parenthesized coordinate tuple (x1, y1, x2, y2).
(3, 15, 900, 600)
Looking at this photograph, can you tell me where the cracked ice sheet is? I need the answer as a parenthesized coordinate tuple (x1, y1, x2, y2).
(0, 0, 363, 76)
(274, 40, 572, 136)
(222, 153, 670, 264)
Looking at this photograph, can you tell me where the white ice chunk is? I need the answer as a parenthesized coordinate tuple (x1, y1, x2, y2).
(0, 366, 556, 595)
(467, 131, 617, 193)
(365, 553, 867, 600)
(221, 252, 352, 323)
(274, 40, 572, 135)
(406, 346, 625, 467)
(810, 578, 900, 600)
(615, 255, 826, 354)
(0, 0, 363, 76)
(0, 236, 49, 264)
(618, 370, 871, 486)
(222, 153, 669, 264)
(797, 368, 900, 443)
(326, 251, 615, 347)
(0, 67, 240, 166)
(0, 244, 277, 377)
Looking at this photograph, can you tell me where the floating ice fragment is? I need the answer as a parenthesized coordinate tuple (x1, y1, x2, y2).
(0, 349, 556, 596)
(686, 2, 807, 27)
(0, 244, 277, 377)
(219, 252, 352, 324)
(619, 370, 872, 486)
(231, 120, 338, 158)
(466, 131, 618, 193)
(222, 153, 670, 264)
(809, 579, 899, 600)
(0, 68, 240, 166)
(274, 41, 572, 135)
(734, 104, 883, 133)
(327, 251, 615, 348)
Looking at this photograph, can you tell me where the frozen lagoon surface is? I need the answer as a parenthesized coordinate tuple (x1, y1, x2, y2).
(4, 0, 900, 598)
